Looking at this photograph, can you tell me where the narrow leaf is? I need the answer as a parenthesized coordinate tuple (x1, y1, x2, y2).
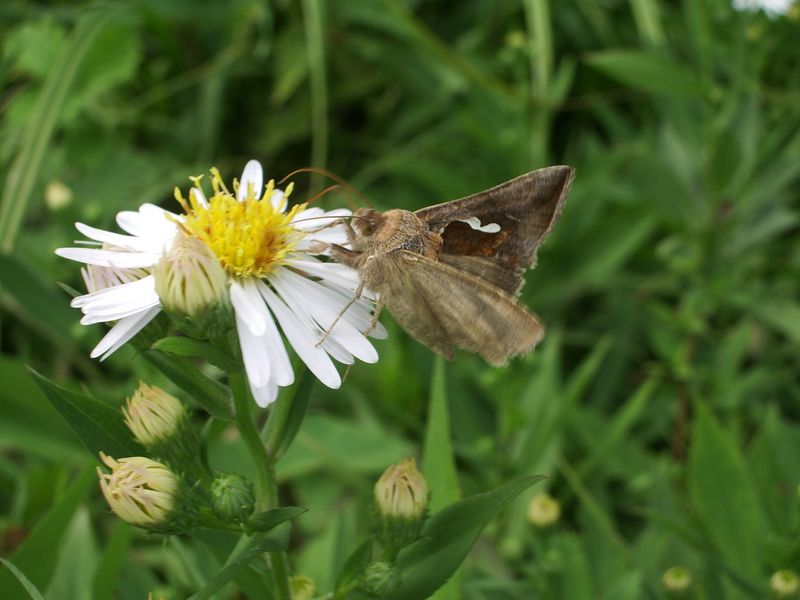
(688, 403, 765, 577)
(0, 465, 94, 595)
(0, 7, 126, 252)
(29, 369, 142, 458)
(422, 358, 461, 600)
(246, 506, 307, 533)
(385, 475, 547, 600)
(585, 50, 701, 98)
(141, 350, 233, 420)
(0, 558, 46, 600)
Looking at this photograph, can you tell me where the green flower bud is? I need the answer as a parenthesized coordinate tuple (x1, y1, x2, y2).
(771, 570, 799, 598)
(662, 566, 692, 595)
(373, 459, 429, 555)
(210, 473, 255, 524)
(362, 561, 401, 597)
(526, 493, 561, 528)
(290, 575, 316, 600)
(98, 453, 183, 532)
(153, 232, 232, 339)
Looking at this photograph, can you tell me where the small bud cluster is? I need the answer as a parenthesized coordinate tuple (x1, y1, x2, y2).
(357, 458, 430, 596)
(98, 382, 254, 533)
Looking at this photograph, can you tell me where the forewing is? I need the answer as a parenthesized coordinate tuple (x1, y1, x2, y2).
(414, 166, 574, 296)
(385, 251, 544, 365)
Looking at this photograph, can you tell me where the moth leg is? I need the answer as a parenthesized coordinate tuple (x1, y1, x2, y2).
(365, 295, 385, 337)
(315, 279, 366, 348)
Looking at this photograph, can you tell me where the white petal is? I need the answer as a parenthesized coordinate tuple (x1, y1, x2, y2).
(191, 187, 209, 208)
(230, 280, 267, 336)
(238, 160, 263, 201)
(72, 275, 157, 310)
(74, 223, 168, 253)
(55, 247, 161, 269)
(250, 380, 278, 408)
(284, 258, 366, 294)
(235, 311, 271, 387)
(317, 282, 388, 339)
(291, 207, 351, 231)
(91, 306, 161, 360)
(271, 270, 378, 363)
(257, 281, 341, 389)
(259, 303, 294, 386)
(116, 204, 180, 239)
(271, 189, 286, 210)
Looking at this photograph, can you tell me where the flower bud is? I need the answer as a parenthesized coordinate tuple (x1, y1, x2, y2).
(374, 458, 428, 520)
(210, 473, 255, 524)
(527, 493, 561, 528)
(771, 570, 799, 597)
(362, 561, 401, 597)
(124, 383, 185, 447)
(153, 232, 231, 339)
(661, 566, 692, 595)
(122, 383, 201, 470)
(98, 453, 180, 531)
(289, 575, 316, 600)
(373, 458, 429, 555)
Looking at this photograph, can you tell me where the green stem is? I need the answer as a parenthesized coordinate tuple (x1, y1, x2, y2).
(228, 369, 292, 600)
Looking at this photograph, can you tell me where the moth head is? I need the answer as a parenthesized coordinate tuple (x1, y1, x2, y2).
(352, 208, 384, 237)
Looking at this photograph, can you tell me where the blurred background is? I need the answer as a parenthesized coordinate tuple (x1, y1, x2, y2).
(1, 0, 800, 598)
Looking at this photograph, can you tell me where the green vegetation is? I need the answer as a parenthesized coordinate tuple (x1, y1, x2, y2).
(1, 1, 799, 598)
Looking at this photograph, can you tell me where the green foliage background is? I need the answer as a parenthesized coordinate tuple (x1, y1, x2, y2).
(1, 0, 800, 598)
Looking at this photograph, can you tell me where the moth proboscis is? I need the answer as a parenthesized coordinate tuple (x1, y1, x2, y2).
(327, 166, 574, 366)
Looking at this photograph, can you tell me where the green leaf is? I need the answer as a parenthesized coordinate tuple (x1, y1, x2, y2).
(0, 6, 127, 252)
(422, 358, 461, 512)
(585, 50, 701, 98)
(0, 255, 84, 356)
(277, 414, 414, 480)
(385, 475, 547, 600)
(748, 301, 800, 346)
(0, 558, 46, 600)
(0, 465, 94, 595)
(246, 506, 307, 533)
(141, 349, 233, 420)
(29, 369, 142, 458)
(688, 403, 765, 578)
(266, 367, 315, 459)
(151, 337, 238, 372)
(421, 358, 461, 600)
(91, 521, 133, 600)
(189, 526, 291, 600)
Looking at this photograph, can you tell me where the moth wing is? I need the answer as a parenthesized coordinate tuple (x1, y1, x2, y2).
(384, 250, 544, 365)
(414, 166, 574, 296)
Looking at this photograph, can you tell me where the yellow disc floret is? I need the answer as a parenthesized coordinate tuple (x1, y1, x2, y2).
(178, 169, 306, 279)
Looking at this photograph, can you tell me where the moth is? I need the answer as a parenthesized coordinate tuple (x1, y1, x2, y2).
(328, 166, 574, 365)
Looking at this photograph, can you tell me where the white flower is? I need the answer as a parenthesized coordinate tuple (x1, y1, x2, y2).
(57, 160, 386, 406)
(732, 0, 794, 17)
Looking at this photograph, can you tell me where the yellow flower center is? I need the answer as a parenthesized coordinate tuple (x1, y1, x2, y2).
(178, 169, 306, 279)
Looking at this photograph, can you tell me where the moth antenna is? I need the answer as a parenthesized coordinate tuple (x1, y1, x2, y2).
(279, 167, 371, 210)
(305, 184, 341, 206)
(290, 214, 366, 226)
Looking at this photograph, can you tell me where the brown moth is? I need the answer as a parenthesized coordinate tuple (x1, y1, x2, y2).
(328, 166, 574, 365)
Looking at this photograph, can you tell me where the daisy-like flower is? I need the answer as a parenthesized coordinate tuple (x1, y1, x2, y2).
(57, 160, 386, 406)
